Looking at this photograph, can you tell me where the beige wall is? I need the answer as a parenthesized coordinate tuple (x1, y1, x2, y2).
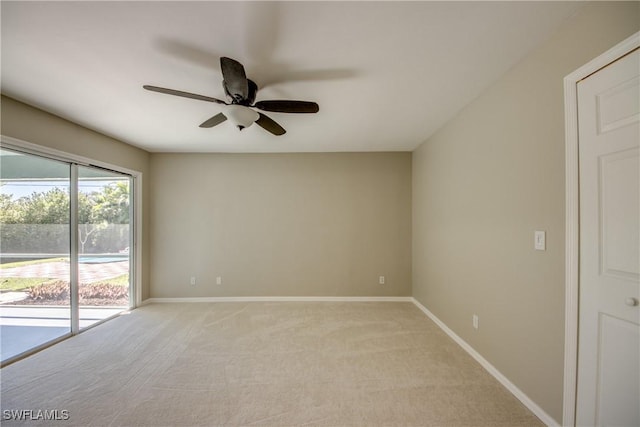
(412, 2, 639, 423)
(150, 152, 411, 297)
(0, 95, 152, 300)
(4, 2, 638, 419)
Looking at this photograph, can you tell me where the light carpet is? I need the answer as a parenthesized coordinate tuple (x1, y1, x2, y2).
(0, 302, 544, 426)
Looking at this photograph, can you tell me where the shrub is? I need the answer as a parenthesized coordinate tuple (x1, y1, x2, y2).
(28, 281, 69, 301)
(80, 283, 128, 300)
(27, 281, 128, 302)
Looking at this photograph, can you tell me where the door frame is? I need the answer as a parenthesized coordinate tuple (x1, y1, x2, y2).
(0, 135, 144, 308)
(562, 31, 639, 427)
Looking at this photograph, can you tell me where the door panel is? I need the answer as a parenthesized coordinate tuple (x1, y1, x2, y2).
(77, 166, 131, 329)
(597, 314, 640, 427)
(0, 148, 72, 362)
(576, 48, 640, 426)
(600, 148, 639, 279)
(596, 75, 639, 134)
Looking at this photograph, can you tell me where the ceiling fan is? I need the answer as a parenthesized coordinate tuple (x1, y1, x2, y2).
(143, 57, 319, 135)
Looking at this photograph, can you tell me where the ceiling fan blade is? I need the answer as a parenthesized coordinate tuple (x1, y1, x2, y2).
(143, 85, 226, 105)
(220, 57, 248, 101)
(255, 113, 286, 136)
(253, 100, 319, 113)
(246, 79, 258, 106)
(199, 113, 227, 128)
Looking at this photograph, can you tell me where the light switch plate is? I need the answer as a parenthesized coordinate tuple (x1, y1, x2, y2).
(534, 231, 546, 251)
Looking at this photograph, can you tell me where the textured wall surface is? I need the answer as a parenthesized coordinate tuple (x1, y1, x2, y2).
(412, 2, 639, 422)
(150, 152, 412, 297)
(1, 95, 152, 300)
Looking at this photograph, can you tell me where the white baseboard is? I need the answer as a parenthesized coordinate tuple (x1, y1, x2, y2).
(143, 296, 413, 304)
(410, 298, 558, 427)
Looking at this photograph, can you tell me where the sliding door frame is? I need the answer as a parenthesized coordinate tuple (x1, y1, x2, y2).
(0, 135, 143, 328)
(70, 164, 80, 333)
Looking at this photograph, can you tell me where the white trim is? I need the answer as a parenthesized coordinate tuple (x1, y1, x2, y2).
(411, 298, 558, 427)
(70, 165, 80, 333)
(0, 135, 140, 177)
(143, 296, 413, 304)
(133, 174, 143, 309)
(562, 31, 639, 427)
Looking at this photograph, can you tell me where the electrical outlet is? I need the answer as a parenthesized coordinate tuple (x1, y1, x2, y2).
(216, 276, 222, 285)
(473, 314, 479, 330)
(190, 276, 196, 286)
(379, 276, 385, 285)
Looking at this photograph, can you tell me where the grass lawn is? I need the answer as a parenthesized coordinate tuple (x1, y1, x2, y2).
(1, 259, 62, 292)
(1, 277, 55, 292)
(1, 257, 128, 293)
(88, 274, 129, 287)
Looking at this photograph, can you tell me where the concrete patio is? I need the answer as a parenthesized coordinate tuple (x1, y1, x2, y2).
(0, 305, 127, 362)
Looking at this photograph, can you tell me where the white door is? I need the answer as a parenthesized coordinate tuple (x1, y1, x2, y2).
(576, 48, 640, 427)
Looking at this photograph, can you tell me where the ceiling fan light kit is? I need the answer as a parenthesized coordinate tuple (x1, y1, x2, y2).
(143, 56, 319, 136)
(223, 105, 260, 130)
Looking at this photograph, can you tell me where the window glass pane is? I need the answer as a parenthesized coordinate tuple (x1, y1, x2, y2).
(0, 148, 71, 362)
(77, 166, 131, 328)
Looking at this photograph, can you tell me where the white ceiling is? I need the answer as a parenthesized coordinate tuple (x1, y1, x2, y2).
(1, 1, 583, 153)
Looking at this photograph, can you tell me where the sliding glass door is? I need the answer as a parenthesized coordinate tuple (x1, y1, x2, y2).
(77, 166, 131, 329)
(0, 147, 134, 363)
(0, 148, 72, 361)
